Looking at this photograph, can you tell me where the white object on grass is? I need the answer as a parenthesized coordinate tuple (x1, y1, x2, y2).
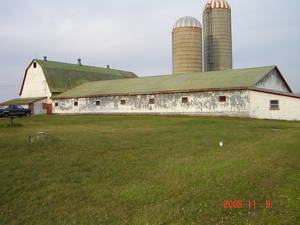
(219, 141, 224, 147)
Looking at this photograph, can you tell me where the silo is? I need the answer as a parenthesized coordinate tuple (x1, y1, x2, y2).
(172, 16, 202, 74)
(203, 0, 232, 72)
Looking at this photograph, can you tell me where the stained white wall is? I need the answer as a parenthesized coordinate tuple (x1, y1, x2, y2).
(21, 61, 52, 99)
(33, 99, 48, 115)
(52, 90, 300, 121)
(254, 69, 290, 93)
(52, 90, 251, 117)
(250, 91, 300, 121)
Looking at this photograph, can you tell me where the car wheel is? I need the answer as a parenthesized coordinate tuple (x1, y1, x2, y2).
(4, 113, 9, 117)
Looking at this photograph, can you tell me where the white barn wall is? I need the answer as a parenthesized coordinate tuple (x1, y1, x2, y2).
(250, 91, 300, 121)
(52, 90, 251, 117)
(33, 99, 48, 115)
(21, 62, 52, 99)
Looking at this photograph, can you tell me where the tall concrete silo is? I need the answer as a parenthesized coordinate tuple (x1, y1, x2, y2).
(172, 16, 202, 74)
(203, 0, 232, 72)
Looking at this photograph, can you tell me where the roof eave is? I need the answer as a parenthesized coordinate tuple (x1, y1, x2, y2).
(249, 87, 300, 99)
(51, 86, 249, 100)
(0, 97, 47, 106)
(274, 66, 293, 93)
(19, 60, 35, 96)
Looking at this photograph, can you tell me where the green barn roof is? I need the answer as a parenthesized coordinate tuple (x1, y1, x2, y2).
(0, 97, 46, 105)
(20, 60, 138, 95)
(54, 66, 278, 99)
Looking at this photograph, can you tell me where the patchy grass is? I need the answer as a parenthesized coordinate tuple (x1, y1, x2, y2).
(0, 115, 299, 225)
(0, 117, 23, 128)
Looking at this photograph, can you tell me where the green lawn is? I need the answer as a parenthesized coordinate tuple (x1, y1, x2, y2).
(0, 115, 299, 225)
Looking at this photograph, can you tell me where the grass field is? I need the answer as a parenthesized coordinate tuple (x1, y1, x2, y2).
(0, 115, 299, 225)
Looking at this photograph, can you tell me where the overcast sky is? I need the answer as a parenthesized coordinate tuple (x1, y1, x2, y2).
(0, 0, 299, 102)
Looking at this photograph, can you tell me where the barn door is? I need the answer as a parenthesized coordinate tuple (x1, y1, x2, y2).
(47, 104, 52, 115)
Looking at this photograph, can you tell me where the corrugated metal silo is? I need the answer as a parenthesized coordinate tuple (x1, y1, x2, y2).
(203, 0, 232, 72)
(172, 16, 203, 74)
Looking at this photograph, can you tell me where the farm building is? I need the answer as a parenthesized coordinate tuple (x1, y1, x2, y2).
(1, 0, 299, 121)
(12, 58, 137, 114)
(50, 65, 300, 121)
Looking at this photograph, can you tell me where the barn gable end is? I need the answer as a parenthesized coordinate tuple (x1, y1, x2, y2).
(254, 67, 292, 93)
(20, 61, 52, 98)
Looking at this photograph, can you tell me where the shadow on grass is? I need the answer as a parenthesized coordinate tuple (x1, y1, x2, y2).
(0, 122, 24, 128)
(0, 117, 25, 128)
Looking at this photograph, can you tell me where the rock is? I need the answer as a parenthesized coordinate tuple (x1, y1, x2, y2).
(29, 132, 49, 144)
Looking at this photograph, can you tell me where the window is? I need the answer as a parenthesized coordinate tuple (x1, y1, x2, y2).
(182, 97, 189, 104)
(219, 96, 227, 102)
(16, 105, 24, 109)
(270, 100, 279, 110)
(149, 99, 155, 104)
(55, 103, 59, 107)
(74, 102, 79, 107)
(42, 103, 47, 110)
(96, 101, 101, 106)
(33, 62, 37, 68)
(121, 100, 126, 105)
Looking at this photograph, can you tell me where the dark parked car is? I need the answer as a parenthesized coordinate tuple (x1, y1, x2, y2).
(0, 105, 31, 117)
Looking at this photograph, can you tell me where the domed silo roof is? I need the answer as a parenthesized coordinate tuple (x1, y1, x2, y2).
(204, 0, 231, 11)
(173, 16, 202, 29)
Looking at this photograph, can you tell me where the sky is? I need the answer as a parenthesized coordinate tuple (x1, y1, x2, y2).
(0, 0, 299, 102)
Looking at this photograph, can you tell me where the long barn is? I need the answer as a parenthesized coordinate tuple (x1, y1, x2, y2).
(49, 65, 300, 121)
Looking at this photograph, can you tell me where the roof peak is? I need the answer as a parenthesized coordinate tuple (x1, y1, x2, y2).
(35, 59, 113, 71)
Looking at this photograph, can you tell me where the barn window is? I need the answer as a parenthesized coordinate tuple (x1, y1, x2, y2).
(55, 103, 59, 107)
(219, 96, 227, 102)
(270, 100, 279, 110)
(121, 100, 126, 105)
(96, 101, 101, 106)
(149, 99, 155, 104)
(74, 102, 79, 107)
(33, 62, 37, 68)
(182, 97, 189, 103)
(42, 103, 47, 110)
